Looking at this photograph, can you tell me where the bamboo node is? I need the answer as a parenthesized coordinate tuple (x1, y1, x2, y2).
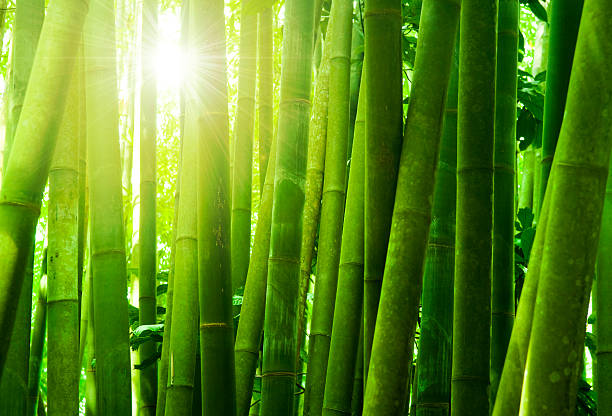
(262, 371, 295, 378)
(279, 97, 311, 106)
(200, 322, 230, 329)
(363, 9, 402, 19)
(269, 256, 300, 265)
(0, 199, 41, 215)
(309, 331, 331, 339)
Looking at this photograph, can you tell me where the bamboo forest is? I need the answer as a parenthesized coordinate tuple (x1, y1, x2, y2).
(1, 0, 611, 414)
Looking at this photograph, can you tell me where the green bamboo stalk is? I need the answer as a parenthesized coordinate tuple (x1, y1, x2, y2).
(47, 54, 83, 416)
(414, 39, 458, 416)
(261, 0, 315, 413)
(597, 154, 612, 416)
(538, 0, 584, 205)
(351, 322, 364, 416)
(321, 74, 365, 416)
(490, 0, 518, 405)
(0, 250, 33, 415)
(0, 0, 45, 407)
(258, 8, 274, 191)
(79, 244, 89, 369)
(296, 12, 334, 362)
(85, 263, 97, 416)
(232, 8, 258, 296)
(362, 0, 403, 377)
(0, 0, 88, 376)
(346, 24, 364, 165)
(304, 1, 353, 414)
(518, 146, 534, 210)
(164, 81, 200, 416)
(189, 0, 236, 413)
(520, 3, 612, 413)
(491, 170, 552, 416)
(84, 0, 132, 412)
(158, 3, 188, 411)
(235, 138, 277, 416)
(3, 0, 45, 172)
(362, 1, 459, 414)
(451, 0, 497, 414)
(27, 271, 47, 416)
(139, 0, 159, 411)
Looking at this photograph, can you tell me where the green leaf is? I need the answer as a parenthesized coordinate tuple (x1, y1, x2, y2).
(517, 207, 535, 230)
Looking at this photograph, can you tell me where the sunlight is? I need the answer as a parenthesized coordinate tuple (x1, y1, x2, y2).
(155, 37, 184, 91)
(154, 12, 183, 92)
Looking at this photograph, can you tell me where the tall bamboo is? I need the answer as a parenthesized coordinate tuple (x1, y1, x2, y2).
(0, 250, 33, 415)
(261, 0, 315, 413)
(351, 323, 364, 416)
(347, 24, 364, 163)
(27, 272, 47, 416)
(139, 0, 159, 411)
(258, 8, 274, 190)
(361, 1, 459, 414)
(362, 0, 403, 376)
(3, 0, 45, 171)
(85, 263, 97, 416)
(520, 3, 612, 412)
(538, 0, 583, 205)
(491, 169, 552, 416)
(0, 0, 88, 375)
(490, 0, 518, 405)
(164, 82, 200, 416)
(0, 0, 45, 407)
(304, 1, 353, 414)
(85, 0, 132, 412)
(414, 40, 458, 416)
(235, 138, 277, 416)
(158, 3, 189, 411)
(296, 11, 334, 361)
(190, 0, 236, 413)
(451, 0, 497, 414)
(597, 152, 612, 416)
(232, 8, 258, 295)
(47, 54, 83, 416)
(321, 75, 365, 416)
(517, 147, 534, 210)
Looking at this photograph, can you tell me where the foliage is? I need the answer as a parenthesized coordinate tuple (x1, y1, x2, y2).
(514, 207, 536, 304)
(516, 70, 545, 150)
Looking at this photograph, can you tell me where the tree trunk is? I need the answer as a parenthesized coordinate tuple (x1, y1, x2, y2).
(362, 1, 459, 414)
(190, 0, 237, 413)
(296, 9, 334, 363)
(138, 0, 159, 412)
(490, 0, 518, 405)
(232, 7, 258, 297)
(27, 271, 47, 416)
(538, 0, 583, 205)
(164, 66, 200, 416)
(362, 0, 403, 378)
(235, 137, 277, 416)
(321, 72, 365, 416)
(47, 53, 83, 416)
(258, 8, 274, 191)
(451, 0, 497, 414)
(261, 0, 315, 413)
(85, 0, 132, 411)
(304, 1, 353, 414)
(0, 0, 88, 376)
(414, 40, 458, 416)
(520, 3, 612, 413)
(597, 155, 612, 416)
